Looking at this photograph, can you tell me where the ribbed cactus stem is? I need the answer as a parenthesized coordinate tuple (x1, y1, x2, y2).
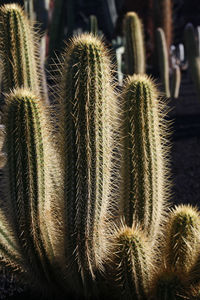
(0, 4, 46, 101)
(121, 74, 170, 239)
(171, 65, 181, 99)
(111, 225, 151, 300)
(58, 34, 119, 289)
(89, 15, 98, 35)
(163, 205, 200, 273)
(156, 28, 170, 97)
(4, 89, 56, 287)
(123, 12, 145, 75)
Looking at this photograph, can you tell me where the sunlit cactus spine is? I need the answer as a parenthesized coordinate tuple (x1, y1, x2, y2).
(0, 4, 47, 102)
(2, 89, 60, 294)
(121, 74, 170, 239)
(57, 34, 120, 294)
(184, 23, 200, 99)
(171, 65, 181, 99)
(109, 225, 151, 300)
(155, 28, 170, 97)
(123, 12, 145, 75)
(162, 205, 200, 274)
(154, 0, 173, 51)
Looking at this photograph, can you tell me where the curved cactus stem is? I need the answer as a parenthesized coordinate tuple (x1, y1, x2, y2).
(123, 12, 145, 75)
(171, 65, 181, 99)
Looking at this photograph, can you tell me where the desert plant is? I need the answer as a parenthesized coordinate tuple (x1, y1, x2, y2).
(0, 4, 47, 102)
(121, 74, 170, 240)
(89, 15, 98, 35)
(123, 12, 145, 75)
(171, 64, 181, 99)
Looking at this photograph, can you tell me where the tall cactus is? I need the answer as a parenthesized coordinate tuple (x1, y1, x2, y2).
(121, 74, 170, 239)
(0, 4, 47, 102)
(55, 34, 120, 293)
(123, 12, 145, 75)
(163, 205, 200, 274)
(109, 225, 151, 300)
(155, 28, 171, 97)
(2, 89, 60, 293)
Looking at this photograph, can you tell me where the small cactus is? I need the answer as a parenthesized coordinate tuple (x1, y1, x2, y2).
(0, 4, 47, 102)
(123, 12, 145, 75)
(155, 28, 170, 97)
(121, 74, 170, 239)
(163, 205, 200, 274)
(89, 15, 98, 35)
(171, 65, 181, 99)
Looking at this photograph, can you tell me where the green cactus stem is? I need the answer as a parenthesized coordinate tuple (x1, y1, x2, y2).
(121, 74, 170, 239)
(110, 225, 151, 300)
(0, 4, 47, 101)
(56, 34, 120, 293)
(3, 89, 59, 292)
(171, 65, 181, 99)
(89, 15, 98, 35)
(163, 205, 200, 274)
(155, 28, 170, 97)
(123, 12, 145, 75)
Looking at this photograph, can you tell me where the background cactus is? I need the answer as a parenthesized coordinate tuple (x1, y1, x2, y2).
(123, 12, 145, 75)
(121, 74, 170, 239)
(171, 64, 181, 99)
(89, 15, 98, 35)
(54, 33, 120, 295)
(0, 4, 48, 102)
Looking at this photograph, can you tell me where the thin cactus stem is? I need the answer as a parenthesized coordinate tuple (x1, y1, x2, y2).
(155, 28, 171, 97)
(110, 225, 151, 300)
(163, 205, 200, 274)
(123, 12, 145, 75)
(171, 65, 181, 99)
(56, 34, 120, 293)
(89, 15, 98, 35)
(0, 4, 47, 102)
(121, 74, 170, 239)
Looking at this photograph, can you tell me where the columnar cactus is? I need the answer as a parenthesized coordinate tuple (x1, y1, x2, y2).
(56, 34, 120, 292)
(109, 225, 151, 300)
(155, 28, 170, 97)
(123, 12, 145, 75)
(2, 89, 60, 293)
(171, 65, 181, 99)
(89, 15, 98, 35)
(121, 74, 170, 239)
(163, 205, 200, 273)
(0, 4, 47, 102)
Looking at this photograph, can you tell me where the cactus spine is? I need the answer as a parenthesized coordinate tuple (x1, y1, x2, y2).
(121, 74, 170, 238)
(155, 28, 170, 97)
(123, 12, 145, 75)
(0, 4, 46, 101)
(163, 205, 200, 274)
(3, 89, 59, 291)
(110, 225, 151, 300)
(57, 34, 120, 290)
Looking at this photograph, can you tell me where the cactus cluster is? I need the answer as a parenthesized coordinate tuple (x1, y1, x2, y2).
(0, 3, 199, 300)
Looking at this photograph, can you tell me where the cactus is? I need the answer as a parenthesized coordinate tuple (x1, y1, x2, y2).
(155, 28, 171, 97)
(109, 225, 151, 300)
(121, 74, 170, 239)
(184, 23, 200, 100)
(123, 12, 145, 75)
(89, 15, 98, 35)
(2, 89, 62, 294)
(0, 4, 47, 102)
(154, 0, 173, 51)
(55, 34, 120, 293)
(171, 65, 181, 99)
(163, 205, 200, 274)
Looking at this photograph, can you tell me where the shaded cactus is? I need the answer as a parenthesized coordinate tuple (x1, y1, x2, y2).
(121, 74, 170, 239)
(55, 34, 120, 293)
(163, 205, 200, 274)
(171, 65, 181, 99)
(0, 4, 47, 102)
(155, 28, 170, 97)
(2, 89, 60, 293)
(89, 15, 98, 35)
(154, 0, 173, 51)
(109, 225, 151, 300)
(123, 12, 145, 75)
